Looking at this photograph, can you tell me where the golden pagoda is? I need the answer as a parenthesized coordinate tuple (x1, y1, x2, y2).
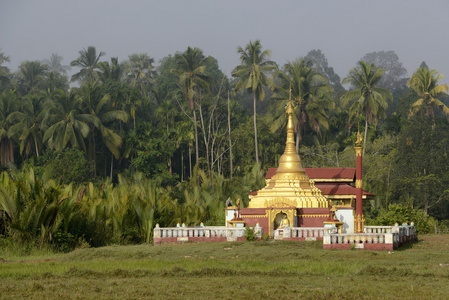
(247, 99, 329, 209)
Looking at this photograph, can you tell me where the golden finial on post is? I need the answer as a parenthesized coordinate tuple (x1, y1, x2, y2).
(356, 131, 363, 147)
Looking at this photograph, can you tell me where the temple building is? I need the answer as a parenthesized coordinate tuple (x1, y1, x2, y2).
(226, 100, 373, 236)
(154, 98, 416, 250)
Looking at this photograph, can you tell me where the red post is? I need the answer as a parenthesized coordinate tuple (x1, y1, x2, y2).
(355, 146, 363, 233)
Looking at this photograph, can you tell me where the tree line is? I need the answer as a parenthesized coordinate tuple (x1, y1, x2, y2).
(0, 42, 449, 249)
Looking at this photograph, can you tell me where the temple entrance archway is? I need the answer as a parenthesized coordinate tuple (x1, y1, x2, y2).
(267, 208, 296, 237)
(274, 212, 288, 230)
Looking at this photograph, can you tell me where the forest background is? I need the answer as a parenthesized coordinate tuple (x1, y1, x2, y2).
(0, 44, 448, 252)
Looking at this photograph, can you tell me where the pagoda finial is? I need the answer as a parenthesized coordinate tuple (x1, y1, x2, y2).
(286, 85, 295, 115)
(274, 84, 301, 171)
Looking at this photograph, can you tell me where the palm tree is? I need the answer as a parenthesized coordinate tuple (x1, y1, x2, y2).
(0, 50, 11, 91)
(98, 57, 124, 82)
(272, 58, 334, 152)
(43, 53, 71, 74)
(17, 61, 47, 94)
(8, 94, 46, 157)
(77, 82, 129, 175)
(125, 53, 155, 97)
(70, 46, 105, 83)
(155, 98, 178, 175)
(341, 61, 392, 155)
(43, 89, 94, 153)
(407, 67, 449, 120)
(232, 40, 276, 163)
(171, 47, 211, 164)
(0, 90, 18, 167)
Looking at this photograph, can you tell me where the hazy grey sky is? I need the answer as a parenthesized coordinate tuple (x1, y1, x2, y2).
(1, 0, 449, 84)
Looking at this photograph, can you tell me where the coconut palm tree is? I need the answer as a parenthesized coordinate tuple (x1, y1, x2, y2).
(0, 51, 11, 91)
(70, 46, 105, 83)
(77, 82, 129, 175)
(171, 47, 211, 164)
(0, 90, 18, 167)
(232, 40, 276, 163)
(272, 58, 334, 152)
(340, 61, 392, 155)
(43, 89, 95, 153)
(43, 53, 71, 74)
(155, 98, 178, 175)
(98, 57, 124, 82)
(17, 61, 47, 94)
(407, 67, 449, 120)
(125, 53, 155, 97)
(8, 93, 46, 157)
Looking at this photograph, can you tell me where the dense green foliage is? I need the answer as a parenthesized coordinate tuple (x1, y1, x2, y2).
(0, 46, 448, 249)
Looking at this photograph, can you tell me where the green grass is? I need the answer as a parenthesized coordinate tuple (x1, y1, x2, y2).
(1, 235, 449, 299)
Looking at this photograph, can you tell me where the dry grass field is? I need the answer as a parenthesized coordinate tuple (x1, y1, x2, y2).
(1, 235, 449, 299)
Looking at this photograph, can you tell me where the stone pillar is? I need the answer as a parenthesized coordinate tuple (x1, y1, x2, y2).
(355, 146, 364, 233)
(153, 226, 161, 238)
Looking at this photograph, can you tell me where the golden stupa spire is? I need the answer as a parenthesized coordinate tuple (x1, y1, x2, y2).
(247, 86, 328, 209)
(275, 87, 305, 175)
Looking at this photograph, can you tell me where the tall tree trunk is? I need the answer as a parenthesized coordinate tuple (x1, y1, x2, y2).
(91, 133, 97, 176)
(188, 144, 192, 178)
(296, 131, 301, 154)
(193, 108, 199, 164)
(9, 139, 13, 165)
(196, 87, 212, 175)
(181, 149, 184, 182)
(228, 91, 233, 179)
(253, 93, 259, 164)
(363, 117, 368, 157)
(0, 139, 5, 167)
(198, 100, 210, 173)
(0, 137, 13, 167)
(34, 137, 39, 157)
(166, 124, 172, 175)
(110, 153, 113, 180)
(168, 157, 172, 175)
(104, 152, 107, 179)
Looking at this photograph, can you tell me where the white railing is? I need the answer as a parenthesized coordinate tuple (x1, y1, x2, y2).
(324, 225, 416, 248)
(364, 226, 392, 233)
(154, 225, 262, 241)
(274, 227, 335, 240)
(365, 225, 415, 242)
(326, 233, 388, 244)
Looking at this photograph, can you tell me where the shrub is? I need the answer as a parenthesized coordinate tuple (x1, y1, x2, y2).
(52, 232, 78, 253)
(261, 234, 271, 241)
(244, 226, 256, 241)
(368, 204, 434, 234)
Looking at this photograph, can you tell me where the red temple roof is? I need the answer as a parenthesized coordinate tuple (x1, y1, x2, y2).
(314, 183, 374, 196)
(265, 168, 277, 179)
(265, 167, 355, 182)
(304, 168, 355, 181)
